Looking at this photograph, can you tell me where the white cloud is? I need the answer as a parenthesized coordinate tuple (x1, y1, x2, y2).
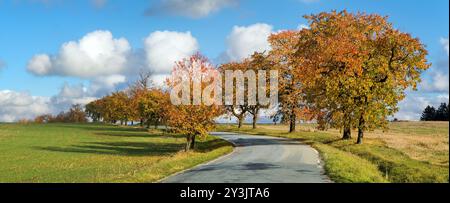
(0, 90, 52, 122)
(50, 83, 97, 113)
(395, 93, 449, 120)
(0, 84, 99, 122)
(144, 31, 199, 74)
(420, 72, 449, 93)
(417, 37, 449, 93)
(27, 30, 131, 78)
(146, 0, 238, 18)
(224, 23, 274, 62)
(441, 37, 449, 56)
(88, 74, 127, 96)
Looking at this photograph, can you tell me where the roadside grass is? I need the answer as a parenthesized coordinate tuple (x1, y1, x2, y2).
(0, 123, 233, 183)
(216, 122, 449, 183)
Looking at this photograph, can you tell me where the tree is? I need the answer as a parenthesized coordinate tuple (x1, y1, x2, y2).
(138, 88, 170, 129)
(436, 103, 449, 121)
(166, 53, 223, 151)
(421, 105, 436, 121)
(247, 52, 275, 129)
(295, 10, 430, 144)
(129, 70, 154, 126)
(219, 61, 250, 128)
(67, 104, 88, 123)
(85, 100, 103, 122)
(34, 114, 54, 123)
(268, 30, 311, 133)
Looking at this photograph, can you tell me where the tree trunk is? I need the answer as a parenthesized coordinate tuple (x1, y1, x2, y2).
(131, 121, 134, 126)
(289, 111, 296, 133)
(154, 121, 159, 129)
(238, 116, 243, 128)
(185, 134, 196, 152)
(357, 115, 365, 144)
(140, 118, 144, 127)
(342, 121, 352, 139)
(252, 114, 257, 129)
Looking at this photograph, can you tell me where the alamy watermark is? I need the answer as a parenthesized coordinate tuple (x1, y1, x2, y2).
(169, 62, 278, 107)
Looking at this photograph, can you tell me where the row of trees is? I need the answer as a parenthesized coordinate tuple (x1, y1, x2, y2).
(421, 103, 449, 121)
(34, 104, 87, 123)
(34, 10, 431, 148)
(220, 11, 430, 144)
(85, 71, 171, 128)
(84, 55, 223, 151)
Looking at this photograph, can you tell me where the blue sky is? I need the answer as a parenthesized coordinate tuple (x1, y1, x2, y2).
(0, 0, 448, 122)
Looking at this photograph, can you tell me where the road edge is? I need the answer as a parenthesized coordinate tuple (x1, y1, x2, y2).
(156, 133, 238, 183)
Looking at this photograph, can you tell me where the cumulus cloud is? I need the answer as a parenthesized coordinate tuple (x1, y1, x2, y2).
(146, 0, 238, 18)
(224, 23, 274, 62)
(0, 90, 52, 122)
(0, 84, 99, 122)
(88, 74, 127, 96)
(144, 31, 199, 74)
(395, 93, 449, 120)
(396, 37, 450, 120)
(50, 83, 97, 113)
(27, 30, 131, 78)
(418, 37, 449, 93)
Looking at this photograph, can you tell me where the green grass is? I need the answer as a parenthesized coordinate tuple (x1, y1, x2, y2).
(0, 123, 233, 183)
(216, 122, 449, 183)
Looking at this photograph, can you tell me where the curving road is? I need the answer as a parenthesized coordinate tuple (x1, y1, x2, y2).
(162, 132, 331, 183)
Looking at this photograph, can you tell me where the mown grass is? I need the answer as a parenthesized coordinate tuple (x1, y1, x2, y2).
(216, 122, 449, 183)
(0, 123, 233, 183)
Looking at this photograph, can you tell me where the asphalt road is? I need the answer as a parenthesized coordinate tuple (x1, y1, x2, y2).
(162, 132, 331, 183)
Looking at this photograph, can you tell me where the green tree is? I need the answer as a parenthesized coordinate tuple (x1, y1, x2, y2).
(421, 105, 437, 121)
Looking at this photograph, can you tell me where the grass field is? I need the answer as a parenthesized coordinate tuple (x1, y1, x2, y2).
(0, 123, 233, 183)
(216, 121, 449, 183)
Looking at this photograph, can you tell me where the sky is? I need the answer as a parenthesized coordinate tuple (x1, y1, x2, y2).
(0, 0, 449, 122)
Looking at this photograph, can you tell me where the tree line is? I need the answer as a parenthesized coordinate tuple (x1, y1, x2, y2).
(421, 103, 449, 121)
(33, 10, 431, 148)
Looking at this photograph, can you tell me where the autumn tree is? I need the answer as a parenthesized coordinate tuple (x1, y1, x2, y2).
(67, 104, 88, 123)
(129, 70, 154, 126)
(295, 10, 430, 143)
(34, 114, 54, 123)
(138, 88, 170, 129)
(85, 100, 103, 122)
(268, 30, 311, 133)
(219, 61, 250, 128)
(167, 53, 223, 151)
(247, 52, 276, 129)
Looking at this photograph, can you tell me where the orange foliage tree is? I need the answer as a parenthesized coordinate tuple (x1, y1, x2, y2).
(166, 53, 223, 151)
(295, 10, 430, 143)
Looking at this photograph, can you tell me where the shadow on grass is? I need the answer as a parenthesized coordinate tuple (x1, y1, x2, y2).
(195, 138, 232, 152)
(63, 124, 149, 133)
(35, 141, 185, 157)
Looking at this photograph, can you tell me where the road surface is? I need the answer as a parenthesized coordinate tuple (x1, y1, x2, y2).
(162, 132, 331, 183)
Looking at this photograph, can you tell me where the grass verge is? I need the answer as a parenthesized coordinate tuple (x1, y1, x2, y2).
(216, 123, 449, 183)
(0, 123, 233, 183)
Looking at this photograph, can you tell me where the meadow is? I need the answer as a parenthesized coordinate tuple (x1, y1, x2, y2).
(216, 121, 449, 183)
(0, 123, 232, 183)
